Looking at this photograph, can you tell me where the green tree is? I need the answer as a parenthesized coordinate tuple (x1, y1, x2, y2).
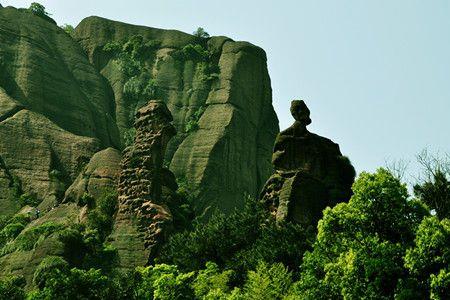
(404, 216, 450, 298)
(193, 27, 210, 39)
(294, 169, 428, 299)
(414, 170, 450, 219)
(30, 260, 113, 300)
(60, 24, 75, 37)
(28, 2, 50, 17)
(241, 262, 293, 300)
(133, 264, 195, 299)
(192, 262, 234, 298)
(414, 150, 450, 219)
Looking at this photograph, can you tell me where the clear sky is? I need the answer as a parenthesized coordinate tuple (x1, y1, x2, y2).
(2, 0, 450, 180)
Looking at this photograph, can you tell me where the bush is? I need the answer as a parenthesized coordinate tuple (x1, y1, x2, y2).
(26, 2, 55, 24)
(123, 128, 136, 147)
(185, 106, 206, 133)
(33, 256, 69, 289)
(0, 222, 64, 256)
(0, 276, 25, 300)
(181, 44, 210, 61)
(2, 223, 25, 240)
(60, 24, 75, 37)
(18, 193, 40, 207)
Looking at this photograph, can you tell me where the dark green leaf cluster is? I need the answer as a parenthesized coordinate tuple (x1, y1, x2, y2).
(414, 170, 450, 219)
(22, 2, 56, 24)
(103, 35, 161, 141)
(192, 27, 210, 39)
(157, 196, 312, 281)
(0, 276, 25, 300)
(0, 214, 30, 250)
(184, 106, 206, 133)
(60, 191, 118, 270)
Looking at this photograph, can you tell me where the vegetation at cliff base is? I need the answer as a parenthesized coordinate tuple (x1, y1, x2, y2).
(1, 166, 450, 299)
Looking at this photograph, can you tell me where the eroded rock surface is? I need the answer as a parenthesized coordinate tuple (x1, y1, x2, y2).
(111, 100, 178, 270)
(261, 100, 355, 226)
(74, 17, 279, 215)
(0, 7, 120, 216)
(64, 148, 122, 203)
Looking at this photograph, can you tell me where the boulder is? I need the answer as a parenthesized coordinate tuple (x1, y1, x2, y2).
(260, 100, 355, 226)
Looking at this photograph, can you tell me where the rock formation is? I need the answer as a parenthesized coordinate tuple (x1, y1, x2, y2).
(260, 100, 355, 226)
(0, 6, 278, 279)
(74, 16, 279, 215)
(0, 7, 120, 216)
(64, 148, 122, 203)
(111, 100, 178, 269)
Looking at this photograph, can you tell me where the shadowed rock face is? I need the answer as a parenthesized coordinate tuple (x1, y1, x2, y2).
(111, 100, 178, 270)
(261, 100, 355, 226)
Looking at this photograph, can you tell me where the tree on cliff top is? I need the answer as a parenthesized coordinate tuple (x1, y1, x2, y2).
(28, 3, 50, 17)
(193, 27, 210, 39)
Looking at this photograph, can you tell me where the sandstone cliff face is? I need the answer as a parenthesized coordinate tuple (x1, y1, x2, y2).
(64, 148, 122, 203)
(0, 7, 279, 280)
(74, 17, 279, 214)
(0, 7, 120, 216)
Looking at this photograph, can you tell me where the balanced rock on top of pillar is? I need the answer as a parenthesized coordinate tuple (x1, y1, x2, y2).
(260, 100, 356, 226)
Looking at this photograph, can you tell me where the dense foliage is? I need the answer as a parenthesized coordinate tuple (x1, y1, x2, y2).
(157, 196, 312, 279)
(3, 151, 450, 300)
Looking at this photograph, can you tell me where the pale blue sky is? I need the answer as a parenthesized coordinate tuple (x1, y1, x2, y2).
(3, 0, 450, 180)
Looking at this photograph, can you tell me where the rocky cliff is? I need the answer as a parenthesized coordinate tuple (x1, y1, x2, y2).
(0, 6, 279, 282)
(74, 17, 279, 214)
(0, 7, 120, 217)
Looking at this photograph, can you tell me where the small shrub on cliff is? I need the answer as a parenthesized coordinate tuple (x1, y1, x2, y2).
(18, 193, 40, 207)
(184, 105, 206, 133)
(28, 3, 50, 17)
(0, 222, 64, 256)
(59, 191, 118, 270)
(25, 2, 55, 24)
(60, 24, 75, 37)
(193, 27, 210, 39)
